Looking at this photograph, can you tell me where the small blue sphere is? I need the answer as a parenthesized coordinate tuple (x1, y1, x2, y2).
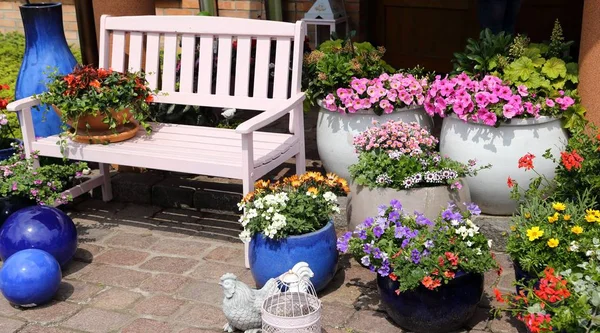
(0, 206, 77, 266)
(0, 249, 62, 307)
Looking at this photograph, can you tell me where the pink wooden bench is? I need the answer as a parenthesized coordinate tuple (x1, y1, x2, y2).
(7, 15, 307, 267)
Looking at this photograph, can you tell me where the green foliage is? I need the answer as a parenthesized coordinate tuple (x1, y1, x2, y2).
(451, 29, 513, 76)
(0, 145, 87, 205)
(302, 36, 394, 109)
(507, 193, 600, 275)
(37, 66, 156, 140)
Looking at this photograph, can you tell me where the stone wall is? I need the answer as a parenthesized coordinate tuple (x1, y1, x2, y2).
(0, 0, 365, 46)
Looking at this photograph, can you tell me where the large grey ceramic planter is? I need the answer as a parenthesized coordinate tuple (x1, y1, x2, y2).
(347, 180, 471, 230)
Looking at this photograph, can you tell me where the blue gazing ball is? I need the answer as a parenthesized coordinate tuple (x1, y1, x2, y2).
(0, 249, 62, 307)
(0, 206, 77, 266)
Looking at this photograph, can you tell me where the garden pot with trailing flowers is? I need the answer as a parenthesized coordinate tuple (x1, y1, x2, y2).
(316, 74, 432, 181)
(54, 106, 138, 144)
(239, 172, 349, 292)
(249, 221, 338, 292)
(378, 271, 484, 333)
(345, 120, 486, 230)
(427, 74, 571, 215)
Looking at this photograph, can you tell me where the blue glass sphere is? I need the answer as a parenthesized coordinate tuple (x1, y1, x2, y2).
(0, 206, 77, 266)
(0, 249, 62, 307)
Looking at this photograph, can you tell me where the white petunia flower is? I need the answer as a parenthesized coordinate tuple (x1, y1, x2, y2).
(466, 241, 473, 247)
(323, 191, 337, 202)
(239, 229, 251, 242)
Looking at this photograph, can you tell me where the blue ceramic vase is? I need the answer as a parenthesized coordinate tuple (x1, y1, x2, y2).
(249, 221, 338, 292)
(15, 3, 77, 138)
(377, 271, 484, 333)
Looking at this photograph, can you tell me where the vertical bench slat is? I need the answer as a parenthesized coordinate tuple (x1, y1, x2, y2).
(180, 34, 196, 93)
(98, 15, 110, 69)
(273, 37, 291, 99)
(253, 37, 271, 99)
(216, 36, 233, 96)
(234, 36, 252, 97)
(162, 33, 178, 92)
(144, 33, 161, 91)
(111, 31, 126, 72)
(128, 32, 144, 72)
(198, 35, 215, 94)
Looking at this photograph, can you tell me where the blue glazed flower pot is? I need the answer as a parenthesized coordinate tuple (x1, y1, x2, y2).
(377, 272, 484, 333)
(15, 3, 77, 138)
(0, 139, 22, 162)
(513, 261, 539, 294)
(249, 221, 338, 292)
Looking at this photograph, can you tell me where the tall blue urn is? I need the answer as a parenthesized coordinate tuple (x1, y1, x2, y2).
(15, 3, 77, 138)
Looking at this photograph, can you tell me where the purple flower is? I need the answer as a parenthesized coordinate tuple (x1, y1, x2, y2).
(441, 208, 462, 223)
(401, 238, 411, 249)
(361, 217, 374, 228)
(395, 225, 410, 239)
(411, 249, 421, 264)
(466, 202, 481, 216)
(33, 179, 42, 185)
(373, 225, 384, 238)
(373, 248, 383, 259)
(378, 260, 391, 277)
(415, 213, 432, 226)
(356, 229, 367, 240)
(422, 249, 430, 257)
(363, 243, 373, 254)
(388, 210, 400, 223)
(336, 232, 352, 253)
(390, 199, 403, 210)
(378, 205, 388, 216)
(361, 255, 371, 267)
(424, 240, 434, 249)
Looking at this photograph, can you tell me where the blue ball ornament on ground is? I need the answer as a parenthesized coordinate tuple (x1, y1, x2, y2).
(0, 249, 62, 307)
(0, 206, 77, 266)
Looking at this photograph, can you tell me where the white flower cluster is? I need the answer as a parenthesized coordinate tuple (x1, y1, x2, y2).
(402, 169, 458, 188)
(238, 193, 289, 241)
(455, 219, 480, 240)
(376, 173, 393, 185)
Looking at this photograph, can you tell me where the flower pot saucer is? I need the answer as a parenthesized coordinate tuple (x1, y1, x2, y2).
(68, 122, 139, 144)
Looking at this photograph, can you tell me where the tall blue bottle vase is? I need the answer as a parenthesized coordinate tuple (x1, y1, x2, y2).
(15, 3, 78, 138)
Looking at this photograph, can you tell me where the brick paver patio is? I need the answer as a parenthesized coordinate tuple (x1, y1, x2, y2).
(0, 199, 526, 333)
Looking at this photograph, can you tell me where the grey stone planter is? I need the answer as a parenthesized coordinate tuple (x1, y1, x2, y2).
(347, 180, 471, 230)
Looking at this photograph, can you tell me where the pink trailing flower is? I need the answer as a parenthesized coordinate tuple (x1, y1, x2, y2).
(323, 73, 428, 115)
(353, 120, 437, 155)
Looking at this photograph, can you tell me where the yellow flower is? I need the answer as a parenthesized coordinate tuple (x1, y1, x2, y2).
(307, 187, 319, 195)
(547, 212, 560, 224)
(524, 212, 531, 219)
(563, 214, 571, 221)
(571, 226, 583, 235)
(510, 225, 516, 232)
(526, 226, 544, 241)
(585, 209, 600, 223)
(547, 238, 559, 248)
(254, 180, 270, 190)
(552, 202, 566, 211)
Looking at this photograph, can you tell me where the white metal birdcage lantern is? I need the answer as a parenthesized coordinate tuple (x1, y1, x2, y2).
(303, 0, 347, 46)
(261, 267, 322, 332)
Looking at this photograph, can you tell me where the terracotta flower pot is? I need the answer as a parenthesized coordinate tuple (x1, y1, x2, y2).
(53, 106, 139, 144)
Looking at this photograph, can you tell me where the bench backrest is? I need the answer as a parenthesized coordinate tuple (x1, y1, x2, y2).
(99, 15, 306, 111)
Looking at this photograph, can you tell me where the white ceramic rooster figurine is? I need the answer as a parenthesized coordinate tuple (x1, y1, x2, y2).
(220, 262, 314, 333)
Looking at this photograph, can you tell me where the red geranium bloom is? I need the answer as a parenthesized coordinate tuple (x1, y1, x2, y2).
(388, 273, 398, 281)
(444, 270, 455, 279)
(507, 176, 514, 188)
(421, 276, 441, 290)
(518, 153, 535, 170)
(560, 150, 584, 171)
(493, 288, 505, 303)
(445, 252, 459, 266)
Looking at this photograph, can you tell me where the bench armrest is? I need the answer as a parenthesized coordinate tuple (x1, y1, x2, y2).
(7, 96, 41, 112)
(235, 93, 305, 134)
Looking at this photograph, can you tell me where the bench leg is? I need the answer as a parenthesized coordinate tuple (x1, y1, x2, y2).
(244, 241, 250, 269)
(99, 163, 113, 202)
(296, 147, 306, 175)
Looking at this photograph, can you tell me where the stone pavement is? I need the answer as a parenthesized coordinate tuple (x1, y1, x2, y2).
(0, 199, 526, 333)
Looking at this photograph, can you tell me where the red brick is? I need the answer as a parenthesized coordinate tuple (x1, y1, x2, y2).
(133, 295, 185, 316)
(16, 301, 81, 324)
(139, 256, 199, 274)
(164, 8, 197, 15)
(139, 274, 191, 294)
(0, 2, 14, 10)
(175, 303, 225, 329)
(149, 238, 211, 257)
(90, 288, 142, 310)
(181, 0, 200, 9)
(203, 246, 245, 267)
(63, 308, 132, 333)
(80, 265, 151, 288)
(95, 248, 150, 266)
(122, 318, 174, 333)
(104, 233, 159, 249)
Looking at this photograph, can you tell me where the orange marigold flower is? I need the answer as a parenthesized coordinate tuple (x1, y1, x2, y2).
(518, 153, 535, 170)
(507, 176, 514, 188)
(560, 150, 584, 171)
(89, 79, 101, 88)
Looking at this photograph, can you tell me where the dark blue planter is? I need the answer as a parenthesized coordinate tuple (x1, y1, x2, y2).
(513, 261, 539, 294)
(0, 196, 35, 228)
(0, 139, 22, 162)
(15, 3, 77, 138)
(377, 271, 484, 333)
(249, 221, 338, 292)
